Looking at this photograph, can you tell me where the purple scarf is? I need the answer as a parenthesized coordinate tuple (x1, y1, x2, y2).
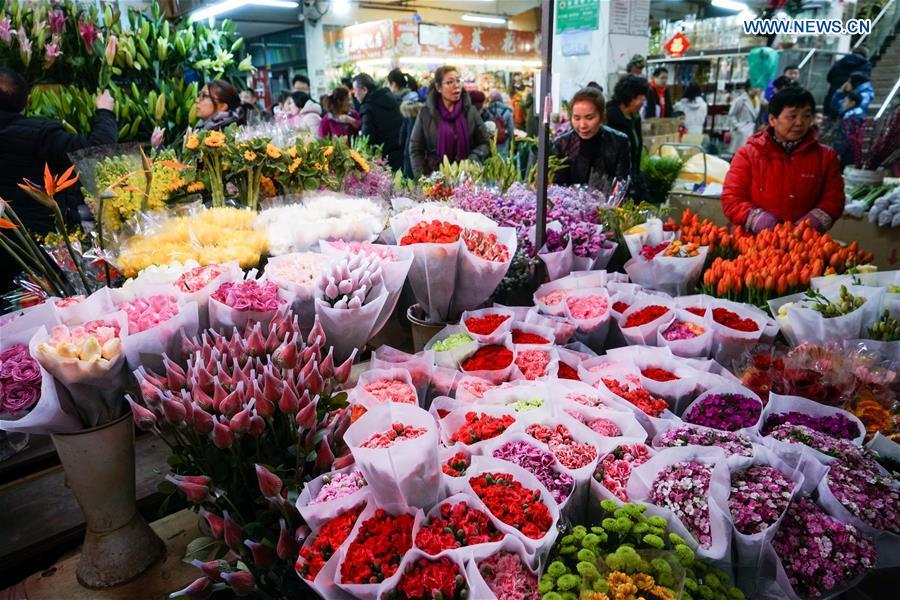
(436, 98, 470, 162)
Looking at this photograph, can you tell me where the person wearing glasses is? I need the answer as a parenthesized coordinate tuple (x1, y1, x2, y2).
(409, 65, 490, 177)
(195, 80, 245, 131)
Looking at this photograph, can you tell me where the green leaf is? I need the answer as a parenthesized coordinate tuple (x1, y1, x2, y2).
(166, 453, 183, 466)
(183, 536, 222, 564)
(157, 479, 177, 495)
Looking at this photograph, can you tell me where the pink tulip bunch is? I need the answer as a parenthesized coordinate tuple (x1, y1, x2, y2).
(317, 253, 383, 310)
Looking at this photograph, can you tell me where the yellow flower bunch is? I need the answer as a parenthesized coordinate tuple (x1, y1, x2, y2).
(185, 134, 200, 150)
(349, 149, 370, 174)
(244, 150, 257, 161)
(118, 207, 267, 277)
(266, 144, 282, 159)
(204, 131, 226, 148)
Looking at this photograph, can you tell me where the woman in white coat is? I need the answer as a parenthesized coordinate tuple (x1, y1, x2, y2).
(673, 83, 708, 135)
(727, 82, 761, 154)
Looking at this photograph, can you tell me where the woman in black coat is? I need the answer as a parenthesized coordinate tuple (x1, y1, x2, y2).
(553, 87, 631, 189)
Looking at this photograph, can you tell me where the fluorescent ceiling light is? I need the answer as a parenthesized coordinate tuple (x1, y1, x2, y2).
(397, 56, 540, 68)
(190, 0, 298, 22)
(333, 0, 351, 17)
(461, 14, 507, 25)
(711, 0, 749, 11)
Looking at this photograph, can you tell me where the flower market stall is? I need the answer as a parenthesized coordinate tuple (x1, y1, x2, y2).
(1, 25, 899, 598)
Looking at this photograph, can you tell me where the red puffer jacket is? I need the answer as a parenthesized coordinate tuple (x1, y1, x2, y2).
(722, 128, 845, 228)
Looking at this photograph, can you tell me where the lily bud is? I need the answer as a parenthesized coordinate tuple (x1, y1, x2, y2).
(173, 474, 212, 486)
(169, 576, 213, 599)
(254, 464, 283, 498)
(164, 356, 187, 390)
(334, 349, 357, 383)
(263, 369, 282, 403)
(276, 519, 296, 560)
(104, 34, 117, 66)
(199, 509, 224, 540)
(220, 571, 255, 597)
(246, 326, 266, 357)
(307, 367, 323, 396)
(229, 408, 251, 434)
(192, 384, 214, 411)
(212, 380, 227, 411)
(264, 326, 281, 354)
(248, 414, 265, 437)
(295, 399, 317, 429)
(191, 403, 214, 434)
(316, 436, 334, 470)
(274, 340, 298, 370)
(308, 317, 325, 347)
(333, 453, 355, 470)
(190, 559, 229, 582)
(278, 385, 300, 415)
(243, 540, 277, 569)
(165, 474, 208, 504)
(255, 395, 275, 419)
(127, 395, 157, 431)
(162, 397, 187, 425)
(138, 378, 164, 405)
(212, 418, 234, 449)
(294, 523, 311, 546)
(219, 387, 243, 418)
(319, 347, 335, 378)
(222, 511, 243, 551)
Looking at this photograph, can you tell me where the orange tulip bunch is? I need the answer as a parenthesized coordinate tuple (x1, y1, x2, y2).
(677, 209, 874, 306)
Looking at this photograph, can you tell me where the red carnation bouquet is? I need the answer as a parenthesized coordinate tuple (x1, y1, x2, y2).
(390, 205, 516, 323)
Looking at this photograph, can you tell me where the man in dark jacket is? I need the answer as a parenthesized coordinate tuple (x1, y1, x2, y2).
(352, 73, 404, 170)
(824, 48, 872, 118)
(607, 75, 649, 201)
(0, 67, 118, 290)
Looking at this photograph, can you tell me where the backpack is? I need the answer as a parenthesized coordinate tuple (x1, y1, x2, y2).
(491, 114, 508, 144)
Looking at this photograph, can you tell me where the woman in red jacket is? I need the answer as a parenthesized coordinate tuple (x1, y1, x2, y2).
(722, 87, 845, 233)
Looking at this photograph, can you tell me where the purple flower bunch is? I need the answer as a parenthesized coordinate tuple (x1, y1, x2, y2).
(761, 411, 860, 440)
(772, 498, 876, 598)
(311, 470, 367, 505)
(0, 343, 41, 413)
(767, 424, 860, 459)
(684, 393, 762, 432)
(649, 460, 714, 547)
(491, 439, 574, 504)
(342, 164, 394, 200)
(544, 223, 615, 258)
(546, 185, 608, 228)
(827, 454, 900, 533)
(212, 280, 284, 312)
(656, 424, 754, 456)
(728, 465, 793, 535)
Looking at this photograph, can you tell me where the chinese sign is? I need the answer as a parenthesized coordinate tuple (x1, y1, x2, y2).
(664, 32, 691, 57)
(556, 0, 600, 34)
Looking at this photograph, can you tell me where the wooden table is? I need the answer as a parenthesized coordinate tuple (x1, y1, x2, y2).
(2, 509, 199, 600)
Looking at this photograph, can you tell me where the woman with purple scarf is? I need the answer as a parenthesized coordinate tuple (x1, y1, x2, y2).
(409, 65, 490, 177)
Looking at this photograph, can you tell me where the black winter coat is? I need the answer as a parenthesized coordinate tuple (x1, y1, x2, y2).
(0, 109, 117, 234)
(606, 104, 643, 171)
(824, 54, 873, 117)
(409, 90, 490, 177)
(358, 86, 404, 170)
(643, 87, 673, 119)
(552, 127, 631, 188)
(0, 108, 118, 291)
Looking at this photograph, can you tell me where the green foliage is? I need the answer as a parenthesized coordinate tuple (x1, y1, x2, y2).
(640, 153, 686, 204)
(7, 0, 247, 144)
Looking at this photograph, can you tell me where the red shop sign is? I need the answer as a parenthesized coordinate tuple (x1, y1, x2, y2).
(664, 32, 691, 58)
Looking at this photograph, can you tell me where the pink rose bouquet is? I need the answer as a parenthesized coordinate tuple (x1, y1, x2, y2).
(0, 344, 41, 413)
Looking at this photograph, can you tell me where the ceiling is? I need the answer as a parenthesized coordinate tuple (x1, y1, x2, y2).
(176, 0, 542, 40)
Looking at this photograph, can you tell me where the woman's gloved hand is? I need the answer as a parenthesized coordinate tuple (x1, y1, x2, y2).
(746, 208, 779, 233)
(795, 209, 833, 232)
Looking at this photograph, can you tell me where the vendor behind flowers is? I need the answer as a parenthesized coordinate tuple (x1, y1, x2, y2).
(722, 87, 845, 233)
